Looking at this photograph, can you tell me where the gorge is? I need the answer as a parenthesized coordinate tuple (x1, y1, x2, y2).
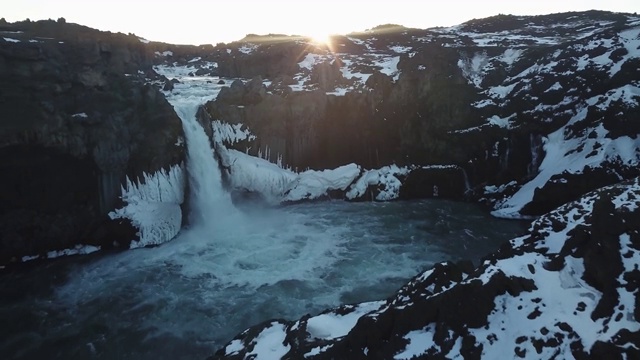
(1, 9, 639, 359)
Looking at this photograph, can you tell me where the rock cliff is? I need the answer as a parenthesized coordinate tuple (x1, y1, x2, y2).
(0, 19, 187, 264)
(195, 11, 640, 219)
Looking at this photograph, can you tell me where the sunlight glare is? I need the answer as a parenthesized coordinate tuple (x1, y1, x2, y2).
(309, 31, 332, 45)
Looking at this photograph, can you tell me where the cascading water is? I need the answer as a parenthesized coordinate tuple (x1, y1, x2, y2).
(163, 80, 235, 227)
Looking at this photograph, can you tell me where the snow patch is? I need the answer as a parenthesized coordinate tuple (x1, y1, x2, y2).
(246, 322, 290, 360)
(306, 301, 384, 340)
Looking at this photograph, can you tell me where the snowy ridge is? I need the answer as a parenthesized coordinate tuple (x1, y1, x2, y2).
(109, 164, 185, 248)
(215, 177, 640, 359)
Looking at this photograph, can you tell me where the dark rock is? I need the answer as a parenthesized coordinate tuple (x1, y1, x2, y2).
(0, 20, 185, 264)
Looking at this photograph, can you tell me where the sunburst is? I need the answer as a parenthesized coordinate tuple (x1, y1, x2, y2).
(308, 31, 332, 46)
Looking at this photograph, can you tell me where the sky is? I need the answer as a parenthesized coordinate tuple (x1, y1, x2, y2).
(3, 0, 638, 45)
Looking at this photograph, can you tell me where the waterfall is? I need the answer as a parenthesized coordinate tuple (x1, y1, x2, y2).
(158, 70, 237, 228)
(173, 105, 233, 226)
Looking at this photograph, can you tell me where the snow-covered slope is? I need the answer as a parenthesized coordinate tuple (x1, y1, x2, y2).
(213, 177, 640, 359)
(457, 13, 640, 218)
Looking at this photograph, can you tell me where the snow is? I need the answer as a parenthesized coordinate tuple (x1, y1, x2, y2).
(138, 38, 150, 44)
(246, 322, 290, 360)
(109, 164, 185, 248)
(21, 244, 101, 263)
(72, 112, 88, 118)
(47, 245, 100, 259)
(284, 164, 360, 201)
(224, 339, 244, 355)
(298, 53, 324, 70)
(612, 180, 640, 212)
(487, 113, 515, 129)
(238, 44, 258, 54)
(588, 84, 640, 110)
(21, 255, 39, 262)
(155, 51, 173, 57)
(488, 83, 517, 99)
(304, 345, 333, 358)
(339, 58, 372, 85)
(395, 324, 438, 360)
(473, 99, 495, 108)
(484, 181, 517, 195)
(493, 105, 640, 218)
(470, 254, 605, 358)
(389, 45, 412, 53)
(326, 87, 349, 96)
(306, 301, 384, 340)
(346, 165, 410, 201)
(458, 52, 489, 88)
(3, 37, 20, 43)
(544, 82, 563, 93)
(223, 149, 361, 203)
(374, 55, 401, 81)
(347, 37, 365, 46)
(498, 49, 523, 67)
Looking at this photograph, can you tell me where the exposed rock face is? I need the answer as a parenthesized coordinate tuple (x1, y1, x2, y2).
(215, 35, 310, 78)
(212, 177, 640, 359)
(204, 10, 640, 218)
(0, 20, 186, 264)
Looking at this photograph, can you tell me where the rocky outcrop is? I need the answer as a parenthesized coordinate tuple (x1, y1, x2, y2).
(212, 177, 640, 359)
(0, 20, 186, 265)
(203, 10, 640, 218)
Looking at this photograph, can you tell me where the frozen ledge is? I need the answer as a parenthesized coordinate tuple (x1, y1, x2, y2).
(109, 164, 186, 248)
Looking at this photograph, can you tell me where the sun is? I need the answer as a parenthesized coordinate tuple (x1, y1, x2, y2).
(308, 31, 332, 45)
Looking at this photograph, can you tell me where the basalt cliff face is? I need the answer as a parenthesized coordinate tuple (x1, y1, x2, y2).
(192, 11, 640, 218)
(0, 19, 191, 264)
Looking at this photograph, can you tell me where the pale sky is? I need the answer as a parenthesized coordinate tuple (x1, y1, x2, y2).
(3, 0, 638, 44)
